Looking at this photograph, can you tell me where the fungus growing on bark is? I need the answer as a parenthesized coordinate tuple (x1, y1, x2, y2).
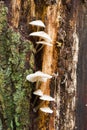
(29, 31, 52, 42)
(33, 89, 43, 96)
(39, 95, 55, 101)
(29, 20, 45, 28)
(26, 71, 52, 83)
(33, 89, 43, 106)
(36, 41, 53, 46)
(40, 107, 53, 114)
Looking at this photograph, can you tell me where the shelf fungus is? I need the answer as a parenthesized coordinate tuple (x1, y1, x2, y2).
(29, 31, 52, 42)
(36, 41, 53, 46)
(33, 89, 43, 96)
(40, 107, 53, 114)
(39, 95, 55, 101)
(29, 20, 45, 28)
(26, 71, 52, 82)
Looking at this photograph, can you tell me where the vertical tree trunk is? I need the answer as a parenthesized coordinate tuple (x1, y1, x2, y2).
(0, 0, 87, 130)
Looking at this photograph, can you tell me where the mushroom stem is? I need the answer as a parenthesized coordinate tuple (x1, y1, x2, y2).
(33, 96, 38, 107)
(33, 81, 41, 106)
(36, 45, 44, 53)
(35, 44, 39, 50)
(37, 26, 40, 32)
(36, 81, 40, 89)
(33, 101, 44, 112)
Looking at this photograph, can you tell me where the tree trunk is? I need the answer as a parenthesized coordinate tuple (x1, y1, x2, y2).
(0, 0, 87, 130)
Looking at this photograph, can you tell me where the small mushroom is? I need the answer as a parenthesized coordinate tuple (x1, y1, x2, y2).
(39, 95, 55, 101)
(36, 41, 53, 46)
(33, 89, 43, 96)
(26, 71, 52, 83)
(29, 20, 45, 28)
(33, 89, 43, 106)
(40, 107, 53, 113)
(29, 31, 52, 42)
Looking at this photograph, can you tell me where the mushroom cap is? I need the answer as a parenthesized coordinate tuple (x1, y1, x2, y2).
(39, 95, 55, 101)
(36, 41, 53, 46)
(26, 71, 52, 82)
(26, 73, 39, 82)
(35, 71, 52, 79)
(33, 89, 43, 96)
(40, 107, 53, 113)
(29, 20, 45, 28)
(29, 31, 52, 42)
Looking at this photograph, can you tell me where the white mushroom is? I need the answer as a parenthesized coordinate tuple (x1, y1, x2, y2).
(26, 71, 52, 82)
(40, 107, 53, 113)
(33, 89, 43, 107)
(33, 89, 43, 96)
(29, 20, 45, 28)
(39, 95, 55, 101)
(36, 41, 53, 46)
(29, 31, 52, 42)
(35, 71, 52, 79)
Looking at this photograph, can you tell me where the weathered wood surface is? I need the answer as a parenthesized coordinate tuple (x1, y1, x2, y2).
(1, 0, 87, 130)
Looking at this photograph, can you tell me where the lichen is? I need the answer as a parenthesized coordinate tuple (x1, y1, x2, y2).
(0, 2, 35, 130)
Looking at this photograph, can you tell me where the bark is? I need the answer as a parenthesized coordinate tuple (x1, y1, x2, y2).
(11, 0, 21, 28)
(0, 0, 86, 130)
(38, 3, 60, 130)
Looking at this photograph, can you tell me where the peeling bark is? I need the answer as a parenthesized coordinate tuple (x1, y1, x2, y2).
(55, 1, 79, 130)
(1, 0, 86, 130)
(38, 3, 60, 130)
(11, 0, 21, 28)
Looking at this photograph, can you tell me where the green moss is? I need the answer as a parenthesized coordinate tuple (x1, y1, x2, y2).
(0, 2, 35, 130)
(0, 2, 8, 33)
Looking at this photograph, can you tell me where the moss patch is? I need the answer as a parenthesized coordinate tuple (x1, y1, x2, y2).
(0, 2, 35, 130)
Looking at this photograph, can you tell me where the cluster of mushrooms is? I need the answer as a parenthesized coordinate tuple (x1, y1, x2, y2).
(26, 20, 55, 114)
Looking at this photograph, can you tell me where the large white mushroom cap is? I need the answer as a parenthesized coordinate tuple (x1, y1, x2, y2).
(33, 89, 43, 96)
(39, 95, 55, 101)
(26, 71, 52, 82)
(40, 107, 53, 113)
(29, 31, 52, 42)
(29, 20, 45, 28)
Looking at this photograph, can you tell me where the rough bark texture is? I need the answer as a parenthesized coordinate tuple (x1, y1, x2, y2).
(0, 0, 86, 130)
(11, 0, 21, 28)
(38, 3, 60, 130)
(55, 1, 79, 130)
